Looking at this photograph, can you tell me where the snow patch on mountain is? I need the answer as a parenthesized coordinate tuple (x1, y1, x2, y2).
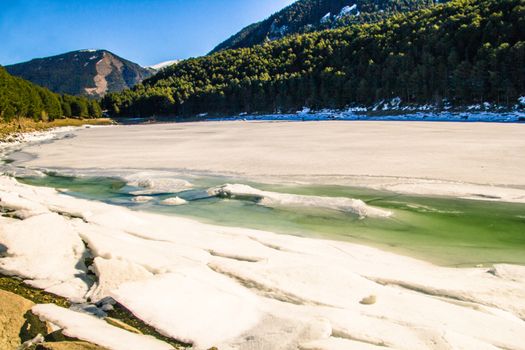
(337, 4, 359, 18)
(320, 12, 332, 23)
(148, 60, 180, 71)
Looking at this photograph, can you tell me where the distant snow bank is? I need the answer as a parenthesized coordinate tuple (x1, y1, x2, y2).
(1, 176, 525, 349)
(219, 97, 525, 123)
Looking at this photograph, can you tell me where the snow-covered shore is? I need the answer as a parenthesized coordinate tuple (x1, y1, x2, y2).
(1, 176, 525, 349)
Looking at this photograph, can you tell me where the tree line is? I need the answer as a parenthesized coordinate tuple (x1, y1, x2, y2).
(0, 66, 102, 123)
(103, 0, 525, 117)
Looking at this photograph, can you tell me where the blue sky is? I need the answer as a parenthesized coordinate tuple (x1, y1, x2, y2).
(0, 0, 296, 66)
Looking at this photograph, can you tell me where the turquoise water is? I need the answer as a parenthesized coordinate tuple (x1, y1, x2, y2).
(19, 174, 525, 267)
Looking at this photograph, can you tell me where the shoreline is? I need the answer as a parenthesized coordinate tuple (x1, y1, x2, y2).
(0, 118, 113, 142)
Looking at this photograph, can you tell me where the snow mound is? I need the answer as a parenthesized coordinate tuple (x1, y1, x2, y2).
(86, 257, 154, 303)
(32, 304, 172, 350)
(208, 183, 392, 218)
(126, 174, 192, 195)
(112, 268, 261, 349)
(160, 197, 187, 206)
(0, 212, 90, 301)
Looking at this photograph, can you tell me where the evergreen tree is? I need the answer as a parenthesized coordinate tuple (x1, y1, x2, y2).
(103, 0, 525, 118)
(0, 66, 102, 123)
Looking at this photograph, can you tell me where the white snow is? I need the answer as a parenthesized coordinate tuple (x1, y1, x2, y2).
(0, 210, 90, 302)
(148, 60, 180, 71)
(0, 176, 525, 349)
(86, 257, 154, 303)
(126, 173, 192, 195)
(298, 106, 311, 114)
(338, 4, 358, 18)
(112, 268, 261, 348)
(208, 183, 392, 218)
(320, 12, 332, 23)
(131, 196, 154, 203)
(160, 196, 187, 206)
(31, 304, 173, 350)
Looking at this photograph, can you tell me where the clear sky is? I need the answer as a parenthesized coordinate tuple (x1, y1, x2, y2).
(0, 0, 296, 67)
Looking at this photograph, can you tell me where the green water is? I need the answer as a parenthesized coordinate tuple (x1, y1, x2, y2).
(20, 174, 525, 267)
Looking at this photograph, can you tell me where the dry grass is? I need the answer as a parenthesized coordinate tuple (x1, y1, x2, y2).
(0, 118, 113, 141)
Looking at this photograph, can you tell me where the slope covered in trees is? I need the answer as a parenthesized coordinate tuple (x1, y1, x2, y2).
(5, 50, 153, 98)
(211, 0, 442, 53)
(103, 0, 525, 118)
(0, 66, 102, 122)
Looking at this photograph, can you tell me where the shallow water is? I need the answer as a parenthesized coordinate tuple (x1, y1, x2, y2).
(20, 174, 525, 267)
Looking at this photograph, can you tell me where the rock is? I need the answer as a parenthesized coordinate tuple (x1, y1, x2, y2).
(36, 341, 108, 350)
(359, 295, 377, 305)
(0, 289, 39, 349)
(131, 196, 154, 203)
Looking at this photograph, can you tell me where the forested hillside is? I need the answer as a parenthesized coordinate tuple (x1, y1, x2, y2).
(211, 0, 441, 53)
(103, 0, 525, 117)
(0, 66, 102, 122)
(5, 50, 152, 98)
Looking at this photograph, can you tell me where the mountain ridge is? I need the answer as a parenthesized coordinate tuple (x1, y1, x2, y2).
(5, 50, 153, 98)
(211, 0, 441, 53)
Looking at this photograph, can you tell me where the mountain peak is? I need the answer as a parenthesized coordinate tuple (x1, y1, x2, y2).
(5, 49, 152, 97)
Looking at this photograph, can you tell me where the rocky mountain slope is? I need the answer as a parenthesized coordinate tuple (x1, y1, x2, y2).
(5, 50, 153, 97)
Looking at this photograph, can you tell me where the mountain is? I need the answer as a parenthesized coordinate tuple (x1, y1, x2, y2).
(102, 0, 525, 118)
(211, 0, 441, 53)
(148, 60, 180, 71)
(0, 66, 102, 122)
(5, 50, 153, 98)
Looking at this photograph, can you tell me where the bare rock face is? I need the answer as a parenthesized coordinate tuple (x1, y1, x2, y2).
(5, 50, 153, 98)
